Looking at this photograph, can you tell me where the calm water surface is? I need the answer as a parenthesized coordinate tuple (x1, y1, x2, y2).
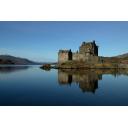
(0, 65, 128, 106)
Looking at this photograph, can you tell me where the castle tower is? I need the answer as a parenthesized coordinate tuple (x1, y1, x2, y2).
(79, 40, 98, 56)
(58, 49, 72, 63)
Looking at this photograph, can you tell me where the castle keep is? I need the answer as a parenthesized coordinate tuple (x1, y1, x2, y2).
(58, 40, 99, 63)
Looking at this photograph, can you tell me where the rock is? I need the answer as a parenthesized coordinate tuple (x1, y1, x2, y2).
(40, 64, 51, 71)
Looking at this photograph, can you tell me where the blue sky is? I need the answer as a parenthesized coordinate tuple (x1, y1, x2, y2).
(0, 21, 128, 62)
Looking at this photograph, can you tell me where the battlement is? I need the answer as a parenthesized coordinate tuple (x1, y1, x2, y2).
(81, 40, 96, 45)
(59, 49, 71, 53)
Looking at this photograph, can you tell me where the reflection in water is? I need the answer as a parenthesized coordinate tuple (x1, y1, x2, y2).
(58, 69, 128, 93)
(0, 66, 128, 105)
(0, 66, 30, 73)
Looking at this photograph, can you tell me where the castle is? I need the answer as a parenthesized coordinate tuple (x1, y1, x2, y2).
(58, 40, 99, 63)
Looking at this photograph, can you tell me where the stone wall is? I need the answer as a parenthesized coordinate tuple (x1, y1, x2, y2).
(58, 52, 69, 63)
(72, 53, 87, 61)
(87, 56, 99, 63)
(72, 53, 99, 63)
(58, 50, 72, 63)
(72, 53, 80, 61)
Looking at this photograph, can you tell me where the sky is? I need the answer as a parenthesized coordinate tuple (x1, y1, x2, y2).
(0, 21, 128, 62)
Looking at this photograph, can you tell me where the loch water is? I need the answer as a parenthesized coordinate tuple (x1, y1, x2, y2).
(0, 65, 128, 106)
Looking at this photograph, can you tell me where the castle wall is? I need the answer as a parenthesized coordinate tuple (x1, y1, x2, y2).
(72, 53, 99, 63)
(58, 50, 72, 63)
(72, 53, 87, 61)
(86, 56, 99, 63)
(58, 52, 69, 63)
(58, 52, 99, 63)
(72, 53, 80, 61)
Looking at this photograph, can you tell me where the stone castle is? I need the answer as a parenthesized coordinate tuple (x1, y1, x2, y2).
(58, 40, 99, 63)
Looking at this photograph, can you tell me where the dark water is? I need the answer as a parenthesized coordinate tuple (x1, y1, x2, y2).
(0, 65, 128, 106)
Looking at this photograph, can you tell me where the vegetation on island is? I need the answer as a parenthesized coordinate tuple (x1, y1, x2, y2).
(56, 56, 128, 69)
(40, 64, 51, 71)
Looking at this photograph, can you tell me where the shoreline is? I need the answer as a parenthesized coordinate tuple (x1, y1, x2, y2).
(41, 62, 128, 70)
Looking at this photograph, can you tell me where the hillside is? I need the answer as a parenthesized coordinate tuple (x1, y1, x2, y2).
(0, 55, 39, 65)
(115, 53, 128, 58)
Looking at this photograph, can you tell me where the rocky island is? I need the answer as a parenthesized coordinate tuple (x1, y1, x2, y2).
(55, 40, 128, 69)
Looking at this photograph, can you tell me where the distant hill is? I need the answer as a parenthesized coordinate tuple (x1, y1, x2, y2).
(0, 55, 41, 65)
(101, 53, 128, 64)
(115, 53, 128, 58)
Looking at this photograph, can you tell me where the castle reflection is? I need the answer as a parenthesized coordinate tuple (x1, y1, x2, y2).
(58, 69, 128, 93)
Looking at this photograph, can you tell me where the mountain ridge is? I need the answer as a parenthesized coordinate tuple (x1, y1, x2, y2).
(0, 55, 41, 65)
(115, 53, 128, 58)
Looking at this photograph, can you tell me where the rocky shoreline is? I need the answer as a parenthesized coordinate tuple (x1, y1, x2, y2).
(41, 61, 128, 70)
